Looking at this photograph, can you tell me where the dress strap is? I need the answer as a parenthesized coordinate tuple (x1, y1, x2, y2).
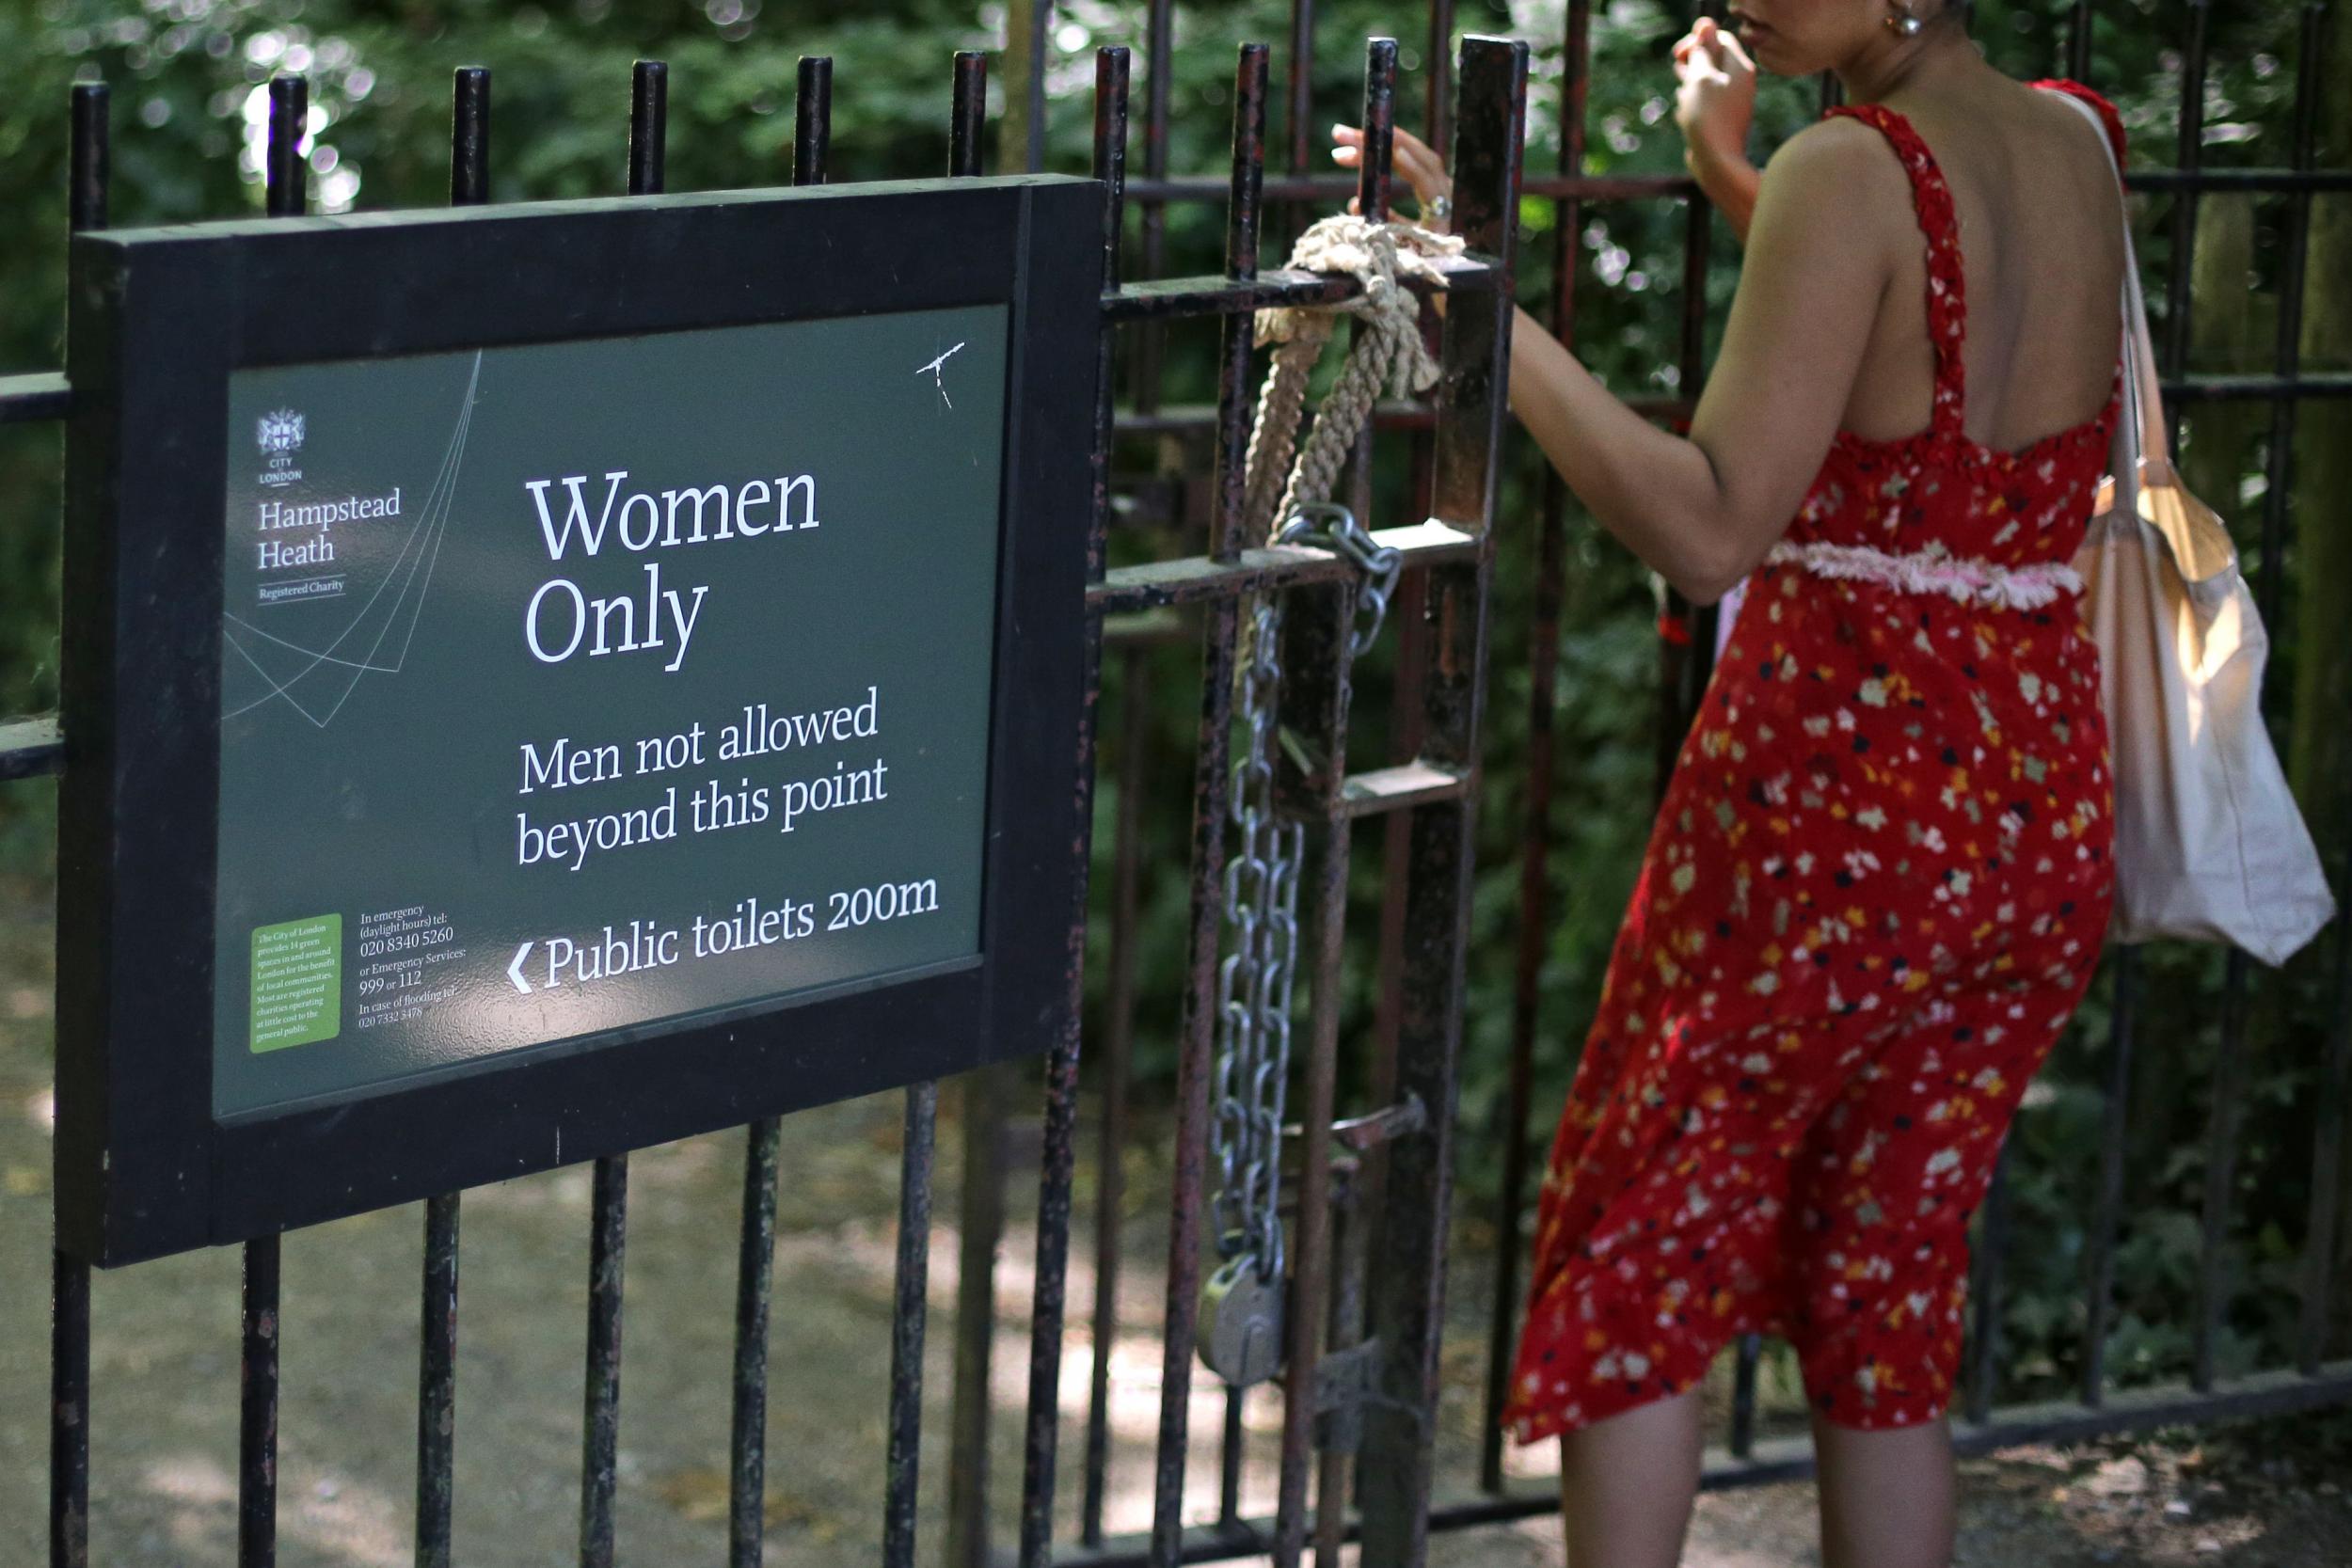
(2029, 79, 2129, 169)
(1823, 103, 1966, 440)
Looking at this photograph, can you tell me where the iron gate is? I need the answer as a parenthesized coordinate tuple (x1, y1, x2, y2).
(0, 21, 1528, 1568)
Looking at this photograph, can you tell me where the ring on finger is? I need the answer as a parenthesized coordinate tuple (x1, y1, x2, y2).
(1419, 191, 1452, 224)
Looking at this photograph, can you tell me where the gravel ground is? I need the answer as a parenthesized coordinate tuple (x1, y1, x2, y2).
(3, 879, 2348, 1565)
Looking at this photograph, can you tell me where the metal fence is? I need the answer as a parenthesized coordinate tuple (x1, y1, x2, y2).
(0, 18, 1528, 1568)
(4, 3, 2351, 1568)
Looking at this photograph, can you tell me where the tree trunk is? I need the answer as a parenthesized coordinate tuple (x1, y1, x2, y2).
(997, 0, 1044, 175)
(2175, 194, 2261, 512)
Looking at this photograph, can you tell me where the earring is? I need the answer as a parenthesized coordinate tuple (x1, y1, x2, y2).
(1885, 1, 1925, 35)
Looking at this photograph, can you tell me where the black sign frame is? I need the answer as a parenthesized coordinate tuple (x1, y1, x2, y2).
(56, 174, 1103, 1265)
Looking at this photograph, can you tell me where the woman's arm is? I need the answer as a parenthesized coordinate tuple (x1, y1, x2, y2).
(1507, 119, 1904, 603)
(1686, 141, 1761, 245)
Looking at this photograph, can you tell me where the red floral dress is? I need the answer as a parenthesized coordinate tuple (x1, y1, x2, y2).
(1503, 86, 2126, 1440)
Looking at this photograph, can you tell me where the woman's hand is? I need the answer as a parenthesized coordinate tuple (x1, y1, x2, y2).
(1330, 121, 1453, 229)
(1673, 18, 1762, 241)
(1672, 18, 1756, 170)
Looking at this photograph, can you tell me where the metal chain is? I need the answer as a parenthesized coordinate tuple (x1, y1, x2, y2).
(1201, 213, 1443, 1378)
(1278, 501, 1404, 657)
(1209, 500, 1396, 1289)
(1212, 589, 1301, 1284)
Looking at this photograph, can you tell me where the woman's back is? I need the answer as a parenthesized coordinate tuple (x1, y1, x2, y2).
(1838, 73, 2126, 454)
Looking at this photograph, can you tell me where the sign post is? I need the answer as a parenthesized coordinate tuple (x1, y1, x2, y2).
(56, 175, 1102, 1263)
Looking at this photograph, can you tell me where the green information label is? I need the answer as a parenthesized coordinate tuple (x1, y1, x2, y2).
(213, 307, 1008, 1117)
(249, 915, 342, 1053)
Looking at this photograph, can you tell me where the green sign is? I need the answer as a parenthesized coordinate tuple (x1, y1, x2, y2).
(213, 307, 1008, 1117)
(248, 914, 342, 1053)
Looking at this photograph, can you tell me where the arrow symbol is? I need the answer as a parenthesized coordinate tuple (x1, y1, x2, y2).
(508, 942, 533, 994)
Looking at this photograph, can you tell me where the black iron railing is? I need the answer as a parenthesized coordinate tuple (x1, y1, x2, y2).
(0, 20, 1528, 1568)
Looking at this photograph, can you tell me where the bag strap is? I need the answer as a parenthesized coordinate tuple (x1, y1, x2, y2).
(2045, 88, 2169, 495)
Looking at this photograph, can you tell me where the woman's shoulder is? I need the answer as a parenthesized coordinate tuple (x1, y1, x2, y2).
(1763, 111, 1917, 188)
(1763, 107, 1946, 228)
(2026, 78, 2128, 166)
(1746, 115, 1918, 245)
(1732, 113, 1935, 277)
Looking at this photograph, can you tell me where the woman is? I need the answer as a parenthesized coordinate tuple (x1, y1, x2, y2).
(1335, 3, 2126, 1564)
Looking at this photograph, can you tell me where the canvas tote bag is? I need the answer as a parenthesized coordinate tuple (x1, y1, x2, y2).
(2054, 89, 2335, 964)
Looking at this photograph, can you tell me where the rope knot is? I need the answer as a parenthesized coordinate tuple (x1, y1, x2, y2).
(1240, 215, 1464, 546)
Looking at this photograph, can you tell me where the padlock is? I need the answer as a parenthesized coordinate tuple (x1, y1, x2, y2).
(1197, 1252, 1285, 1386)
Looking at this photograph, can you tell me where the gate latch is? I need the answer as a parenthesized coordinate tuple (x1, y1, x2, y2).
(1312, 1338, 1382, 1453)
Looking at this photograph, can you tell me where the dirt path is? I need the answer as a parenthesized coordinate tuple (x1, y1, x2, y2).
(1437, 1442, 2352, 1568)
(3, 884, 2347, 1564)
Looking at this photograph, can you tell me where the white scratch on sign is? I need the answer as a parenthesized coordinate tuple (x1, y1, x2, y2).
(917, 341, 966, 408)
